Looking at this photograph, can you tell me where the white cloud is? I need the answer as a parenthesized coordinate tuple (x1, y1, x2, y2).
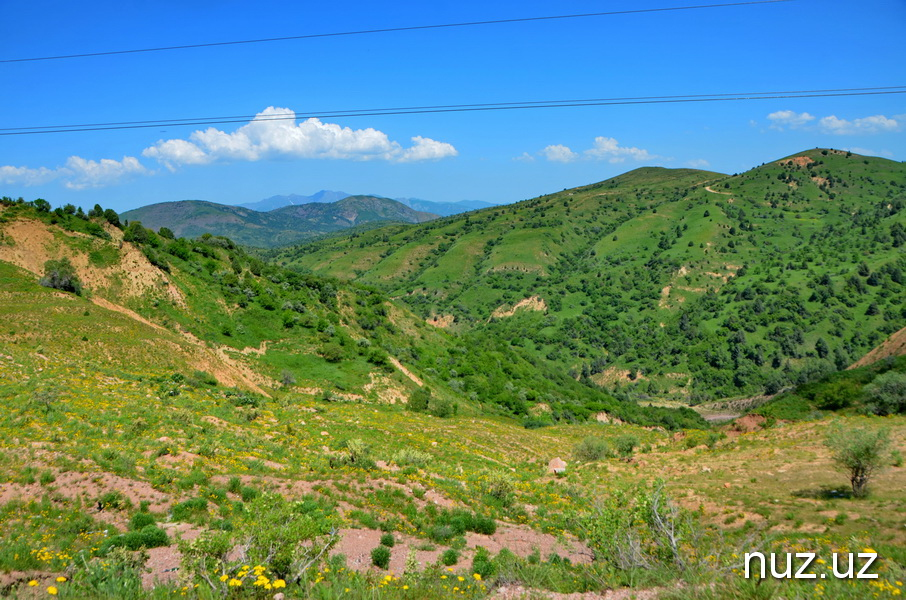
(0, 155, 147, 189)
(767, 110, 815, 130)
(686, 158, 711, 168)
(0, 165, 59, 186)
(142, 139, 210, 170)
(584, 136, 653, 163)
(397, 136, 458, 162)
(63, 156, 148, 190)
(541, 144, 579, 163)
(818, 114, 900, 135)
(766, 110, 900, 135)
(143, 106, 457, 167)
(531, 137, 655, 164)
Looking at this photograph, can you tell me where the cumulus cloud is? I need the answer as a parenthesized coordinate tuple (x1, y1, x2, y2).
(397, 136, 459, 162)
(63, 156, 148, 190)
(541, 144, 579, 163)
(0, 165, 58, 186)
(143, 107, 457, 167)
(0, 155, 147, 189)
(584, 136, 653, 163)
(818, 114, 900, 135)
(767, 110, 900, 135)
(686, 158, 711, 168)
(767, 110, 815, 130)
(530, 137, 654, 164)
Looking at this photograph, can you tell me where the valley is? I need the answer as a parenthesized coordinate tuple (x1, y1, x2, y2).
(0, 147, 904, 599)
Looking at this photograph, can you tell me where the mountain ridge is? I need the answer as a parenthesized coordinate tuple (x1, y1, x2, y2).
(277, 149, 906, 403)
(122, 195, 438, 248)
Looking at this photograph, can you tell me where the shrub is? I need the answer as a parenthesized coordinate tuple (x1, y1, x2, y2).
(574, 437, 613, 461)
(614, 434, 639, 458)
(379, 532, 395, 548)
(100, 525, 169, 554)
(863, 372, 906, 415)
(441, 548, 459, 566)
(429, 396, 457, 418)
(390, 448, 432, 468)
(181, 493, 337, 588)
(482, 471, 515, 506)
(172, 497, 209, 522)
(371, 545, 391, 569)
(407, 388, 431, 412)
(40, 257, 82, 295)
(825, 426, 891, 498)
(472, 546, 496, 579)
(129, 512, 156, 531)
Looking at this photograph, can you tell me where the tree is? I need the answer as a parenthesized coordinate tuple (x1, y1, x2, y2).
(863, 372, 906, 416)
(33, 198, 51, 213)
(39, 257, 82, 295)
(825, 426, 891, 498)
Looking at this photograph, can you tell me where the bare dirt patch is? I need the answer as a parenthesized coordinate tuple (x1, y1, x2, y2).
(491, 296, 548, 319)
(0, 219, 185, 307)
(590, 367, 644, 385)
(849, 325, 906, 368)
(490, 585, 663, 600)
(426, 314, 455, 328)
(780, 156, 815, 167)
(364, 372, 409, 404)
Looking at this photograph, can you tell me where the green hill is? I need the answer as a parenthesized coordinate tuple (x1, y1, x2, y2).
(121, 195, 438, 248)
(277, 149, 906, 403)
(1, 171, 905, 600)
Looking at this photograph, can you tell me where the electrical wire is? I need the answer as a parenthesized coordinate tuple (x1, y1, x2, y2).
(0, 86, 903, 137)
(1, 0, 792, 63)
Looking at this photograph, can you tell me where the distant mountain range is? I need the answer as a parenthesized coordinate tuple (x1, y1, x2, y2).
(239, 190, 497, 217)
(122, 195, 438, 248)
(239, 190, 352, 211)
(394, 197, 498, 216)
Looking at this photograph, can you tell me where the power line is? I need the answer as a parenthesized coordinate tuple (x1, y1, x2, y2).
(3, 86, 902, 133)
(1, 0, 792, 63)
(1, 86, 903, 137)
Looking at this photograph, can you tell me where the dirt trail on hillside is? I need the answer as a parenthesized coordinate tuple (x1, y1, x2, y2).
(90, 297, 271, 396)
(849, 325, 906, 368)
(704, 185, 732, 195)
(388, 356, 423, 387)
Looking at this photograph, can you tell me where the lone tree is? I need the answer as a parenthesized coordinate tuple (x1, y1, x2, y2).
(39, 257, 82, 295)
(825, 426, 891, 498)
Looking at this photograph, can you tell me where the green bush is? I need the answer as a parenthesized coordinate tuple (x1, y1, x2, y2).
(441, 548, 459, 566)
(371, 545, 391, 569)
(40, 257, 82, 295)
(863, 372, 906, 415)
(574, 437, 613, 461)
(379, 532, 395, 548)
(129, 512, 156, 531)
(614, 434, 639, 458)
(472, 546, 496, 579)
(390, 447, 432, 468)
(100, 525, 169, 554)
(172, 497, 209, 522)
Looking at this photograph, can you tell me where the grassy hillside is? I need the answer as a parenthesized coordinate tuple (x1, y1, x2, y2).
(277, 150, 906, 404)
(1, 184, 905, 599)
(121, 195, 438, 248)
(0, 198, 706, 429)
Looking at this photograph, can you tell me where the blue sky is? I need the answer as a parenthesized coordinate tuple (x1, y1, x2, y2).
(1, 0, 904, 212)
